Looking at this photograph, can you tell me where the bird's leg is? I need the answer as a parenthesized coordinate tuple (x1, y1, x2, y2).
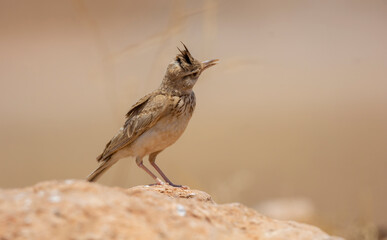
(135, 157, 165, 185)
(149, 151, 182, 188)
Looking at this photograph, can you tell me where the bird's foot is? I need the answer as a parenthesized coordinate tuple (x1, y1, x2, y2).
(167, 182, 188, 189)
(146, 178, 166, 187)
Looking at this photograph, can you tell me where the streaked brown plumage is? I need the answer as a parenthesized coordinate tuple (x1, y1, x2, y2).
(87, 43, 218, 186)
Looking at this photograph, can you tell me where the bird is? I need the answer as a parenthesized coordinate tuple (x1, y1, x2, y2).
(87, 43, 218, 187)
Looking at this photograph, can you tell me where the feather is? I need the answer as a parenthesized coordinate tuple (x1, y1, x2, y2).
(176, 42, 193, 65)
(95, 92, 169, 163)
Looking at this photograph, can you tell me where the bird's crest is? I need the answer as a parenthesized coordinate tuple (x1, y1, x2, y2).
(176, 42, 194, 66)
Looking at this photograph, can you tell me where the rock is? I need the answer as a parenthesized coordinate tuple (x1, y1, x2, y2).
(255, 197, 315, 222)
(0, 180, 344, 240)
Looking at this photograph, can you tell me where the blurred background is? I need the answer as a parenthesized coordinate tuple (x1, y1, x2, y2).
(1, 0, 386, 238)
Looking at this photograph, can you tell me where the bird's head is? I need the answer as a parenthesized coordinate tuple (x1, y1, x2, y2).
(160, 43, 218, 94)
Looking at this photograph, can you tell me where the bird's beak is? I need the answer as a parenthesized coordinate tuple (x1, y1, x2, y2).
(201, 59, 219, 71)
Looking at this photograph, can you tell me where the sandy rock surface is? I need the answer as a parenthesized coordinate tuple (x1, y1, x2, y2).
(0, 180, 344, 240)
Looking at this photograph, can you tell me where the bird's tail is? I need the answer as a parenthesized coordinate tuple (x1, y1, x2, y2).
(86, 157, 117, 182)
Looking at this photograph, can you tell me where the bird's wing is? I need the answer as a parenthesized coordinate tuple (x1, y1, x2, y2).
(97, 92, 170, 162)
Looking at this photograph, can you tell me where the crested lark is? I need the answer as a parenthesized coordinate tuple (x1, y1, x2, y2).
(87, 43, 218, 187)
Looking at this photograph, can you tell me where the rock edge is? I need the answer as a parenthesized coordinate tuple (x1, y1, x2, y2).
(0, 180, 344, 240)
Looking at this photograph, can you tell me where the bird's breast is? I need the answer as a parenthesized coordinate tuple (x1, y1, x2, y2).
(128, 94, 196, 157)
(172, 92, 196, 117)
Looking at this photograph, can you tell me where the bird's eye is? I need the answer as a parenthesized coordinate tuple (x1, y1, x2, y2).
(192, 72, 199, 78)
